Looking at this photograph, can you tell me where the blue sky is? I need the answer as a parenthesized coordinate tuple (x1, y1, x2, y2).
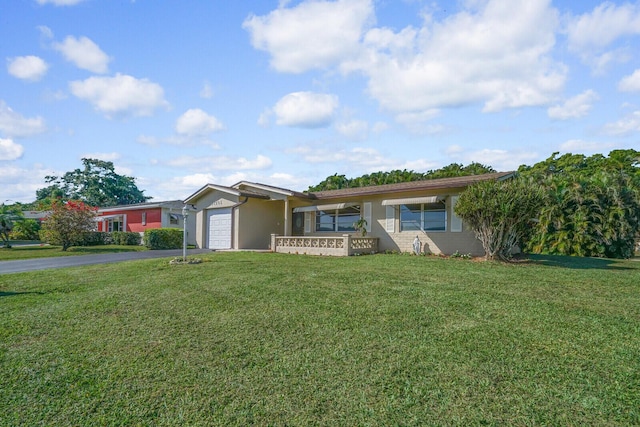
(2, 0, 640, 203)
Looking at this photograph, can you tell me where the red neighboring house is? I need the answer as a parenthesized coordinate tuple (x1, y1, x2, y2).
(96, 200, 195, 244)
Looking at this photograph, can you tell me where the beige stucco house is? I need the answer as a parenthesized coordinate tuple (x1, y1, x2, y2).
(183, 172, 514, 256)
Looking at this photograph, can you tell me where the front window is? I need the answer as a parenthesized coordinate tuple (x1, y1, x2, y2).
(169, 214, 179, 225)
(108, 218, 123, 232)
(315, 205, 361, 232)
(400, 203, 445, 232)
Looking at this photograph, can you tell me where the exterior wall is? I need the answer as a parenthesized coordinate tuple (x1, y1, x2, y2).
(97, 207, 162, 232)
(236, 199, 284, 249)
(293, 187, 485, 256)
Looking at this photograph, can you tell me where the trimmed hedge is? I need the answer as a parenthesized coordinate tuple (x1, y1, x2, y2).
(111, 231, 142, 246)
(143, 228, 183, 250)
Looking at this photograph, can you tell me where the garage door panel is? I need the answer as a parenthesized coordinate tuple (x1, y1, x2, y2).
(207, 209, 231, 249)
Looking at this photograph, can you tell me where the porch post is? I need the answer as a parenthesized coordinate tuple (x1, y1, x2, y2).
(343, 234, 351, 256)
(283, 199, 290, 236)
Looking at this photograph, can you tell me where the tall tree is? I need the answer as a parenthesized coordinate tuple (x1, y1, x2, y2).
(37, 158, 150, 207)
(520, 150, 640, 259)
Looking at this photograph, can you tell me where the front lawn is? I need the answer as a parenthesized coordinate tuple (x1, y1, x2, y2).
(0, 244, 147, 260)
(1, 252, 638, 425)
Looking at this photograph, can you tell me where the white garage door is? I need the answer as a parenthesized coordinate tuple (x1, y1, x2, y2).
(207, 208, 232, 249)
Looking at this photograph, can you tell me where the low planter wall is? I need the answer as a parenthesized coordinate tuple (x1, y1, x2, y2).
(270, 234, 378, 256)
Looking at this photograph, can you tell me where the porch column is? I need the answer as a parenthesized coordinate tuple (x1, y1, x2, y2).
(283, 199, 290, 235)
(122, 214, 127, 232)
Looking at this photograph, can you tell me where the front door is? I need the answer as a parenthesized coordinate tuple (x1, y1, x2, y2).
(292, 212, 305, 236)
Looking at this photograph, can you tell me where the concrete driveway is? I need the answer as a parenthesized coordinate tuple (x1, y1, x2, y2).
(0, 249, 212, 275)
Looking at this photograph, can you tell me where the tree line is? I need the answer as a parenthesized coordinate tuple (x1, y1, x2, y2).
(310, 149, 640, 260)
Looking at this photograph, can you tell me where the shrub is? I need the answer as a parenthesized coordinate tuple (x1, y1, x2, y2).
(111, 231, 142, 246)
(144, 228, 183, 250)
(79, 231, 110, 246)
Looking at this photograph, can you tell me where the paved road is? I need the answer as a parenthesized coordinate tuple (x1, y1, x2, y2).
(0, 249, 212, 275)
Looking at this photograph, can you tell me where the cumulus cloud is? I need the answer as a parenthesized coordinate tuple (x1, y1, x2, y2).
(69, 74, 169, 118)
(566, 2, 640, 71)
(602, 110, 640, 136)
(0, 138, 24, 161)
(618, 69, 640, 92)
(0, 163, 56, 203)
(175, 109, 224, 136)
(53, 35, 111, 73)
(167, 154, 272, 170)
(272, 92, 339, 128)
(7, 56, 49, 81)
(243, 0, 374, 73)
(0, 100, 47, 138)
(342, 0, 565, 113)
(547, 90, 598, 120)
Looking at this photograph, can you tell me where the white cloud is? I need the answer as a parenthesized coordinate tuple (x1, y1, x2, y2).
(175, 109, 224, 136)
(559, 139, 615, 153)
(0, 163, 56, 203)
(335, 119, 368, 140)
(566, 2, 640, 52)
(69, 74, 169, 118)
(53, 35, 111, 73)
(287, 143, 433, 173)
(547, 90, 598, 120)
(566, 2, 640, 72)
(36, 0, 86, 5)
(166, 154, 272, 170)
(342, 0, 564, 113)
(243, 0, 374, 73)
(447, 147, 539, 171)
(0, 100, 47, 138)
(273, 92, 339, 128)
(7, 56, 49, 81)
(137, 135, 158, 146)
(618, 69, 640, 92)
(602, 110, 640, 136)
(0, 138, 24, 161)
(37, 25, 54, 39)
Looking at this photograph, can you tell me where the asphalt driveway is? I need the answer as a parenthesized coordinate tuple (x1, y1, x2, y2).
(0, 249, 212, 275)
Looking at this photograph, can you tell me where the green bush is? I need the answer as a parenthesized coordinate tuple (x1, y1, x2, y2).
(143, 228, 183, 249)
(111, 231, 142, 246)
(79, 231, 111, 246)
(9, 219, 41, 240)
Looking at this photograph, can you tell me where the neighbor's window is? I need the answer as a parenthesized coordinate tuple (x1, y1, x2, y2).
(315, 206, 360, 232)
(169, 213, 179, 225)
(400, 203, 446, 232)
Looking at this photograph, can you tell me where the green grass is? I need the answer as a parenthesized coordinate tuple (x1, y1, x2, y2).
(1, 252, 639, 425)
(0, 244, 147, 260)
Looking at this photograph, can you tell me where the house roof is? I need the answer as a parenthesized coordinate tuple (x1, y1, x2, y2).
(98, 200, 184, 213)
(233, 181, 311, 199)
(183, 183, 270, 204)
(308, 172, 515, 199)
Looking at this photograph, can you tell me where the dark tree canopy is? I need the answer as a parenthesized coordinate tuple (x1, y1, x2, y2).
(36, 158, 150, 208)
(307, 163, 496, 192)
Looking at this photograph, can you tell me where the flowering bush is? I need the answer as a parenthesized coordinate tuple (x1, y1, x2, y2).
(40, 200, 97, 251)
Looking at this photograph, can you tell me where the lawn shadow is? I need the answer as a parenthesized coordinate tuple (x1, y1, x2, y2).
(0, 291, 44, 298)
(528, 254, 634, 270)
